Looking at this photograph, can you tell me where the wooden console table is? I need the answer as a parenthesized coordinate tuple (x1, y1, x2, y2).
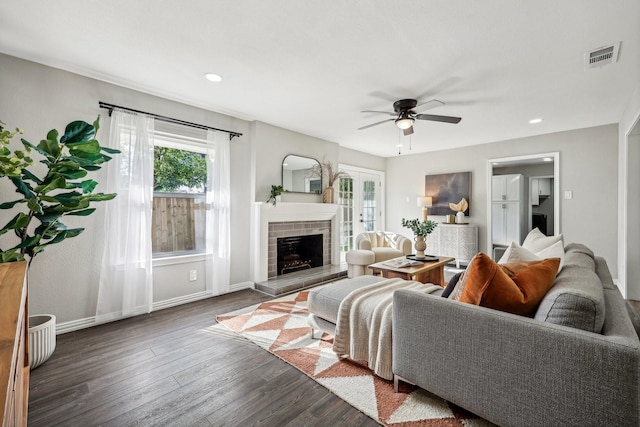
(368, 256, 455, 286)
(0, 261, 29, 427)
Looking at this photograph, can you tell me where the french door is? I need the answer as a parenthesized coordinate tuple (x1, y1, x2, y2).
(337, 166, 384, 261)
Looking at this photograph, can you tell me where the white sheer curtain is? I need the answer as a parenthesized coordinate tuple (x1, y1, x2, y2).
(96, 110, 155, 321)
(205, 130, 231, 295)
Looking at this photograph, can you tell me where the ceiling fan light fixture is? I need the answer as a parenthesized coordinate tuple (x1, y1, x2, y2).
(395, 116, 414, 130)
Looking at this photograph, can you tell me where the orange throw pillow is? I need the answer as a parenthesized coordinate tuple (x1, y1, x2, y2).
(458, 253, 560, 316)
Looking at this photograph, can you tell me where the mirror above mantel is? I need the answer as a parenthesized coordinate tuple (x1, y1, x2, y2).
(282, 154, 322, 194)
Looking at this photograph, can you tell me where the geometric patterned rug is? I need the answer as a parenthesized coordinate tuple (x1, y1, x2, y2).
(216, 289, 495, 426)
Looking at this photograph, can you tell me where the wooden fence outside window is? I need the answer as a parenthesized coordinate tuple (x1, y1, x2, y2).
(152, 193, 206, 255)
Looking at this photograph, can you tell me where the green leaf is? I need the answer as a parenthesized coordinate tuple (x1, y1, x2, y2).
(68, 140, 100, 155)
(1, 212, 29, 233)
(58, 169, 88, 180)
(66, 208, 96, 216)
(87, 193, 117, 202)
(37, 138, 61, 158)
(16, 234, 41, 249)
(60, 121, 95, 144)
(46, 129, 59, 143)
(79, 179, 98, 194)
(27, 198, 43, 215)
(21, 168, 42, 184)
(0, 199, 25, 209)
(10, 176, 35, 199)
(22, 139, 53, 158)
(101, 146, 121, 154)
(0, 250, 24, 263)
(92, 116, 100, 134)
(35, 176, 66, 194)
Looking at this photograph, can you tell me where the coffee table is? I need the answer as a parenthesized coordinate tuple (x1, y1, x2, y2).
(368, 256, 455, 286)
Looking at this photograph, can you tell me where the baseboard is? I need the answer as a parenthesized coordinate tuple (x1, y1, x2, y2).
(230, 281, 254, 292)
(152, 291, 211, 311)
(57, 285, 255, 334)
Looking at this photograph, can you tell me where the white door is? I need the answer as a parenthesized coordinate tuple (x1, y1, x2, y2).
(337, 167, 383, 260)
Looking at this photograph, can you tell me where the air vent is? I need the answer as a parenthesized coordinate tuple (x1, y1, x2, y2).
(585, 42, 620, 69)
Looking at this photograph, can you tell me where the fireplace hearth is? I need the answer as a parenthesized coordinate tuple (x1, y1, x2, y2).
(277, 234, 323, 276)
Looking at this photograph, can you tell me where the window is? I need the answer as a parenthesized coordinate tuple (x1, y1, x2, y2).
(152, 130, 209, 257)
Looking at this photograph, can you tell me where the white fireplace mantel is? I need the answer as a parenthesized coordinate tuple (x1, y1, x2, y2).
(250, 202, 341, 283)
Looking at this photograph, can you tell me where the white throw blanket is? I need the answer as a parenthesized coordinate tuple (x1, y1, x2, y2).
(332, 278, 441, 380)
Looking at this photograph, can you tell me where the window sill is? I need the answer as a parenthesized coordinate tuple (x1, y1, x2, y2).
(153, 253, 210, 267)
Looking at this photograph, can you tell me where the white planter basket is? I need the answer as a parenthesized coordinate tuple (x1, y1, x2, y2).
(29, 314, 56, 369)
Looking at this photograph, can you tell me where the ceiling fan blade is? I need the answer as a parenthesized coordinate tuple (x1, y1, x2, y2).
(361, 110, 396, 116)
(358, 118, 394, 130)
(415, 114, 462, 124)
(413, 99, 445, 113)
(403, 126, 414, 136)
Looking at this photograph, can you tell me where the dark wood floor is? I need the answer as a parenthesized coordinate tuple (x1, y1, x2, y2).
(28, 290, 380, 427)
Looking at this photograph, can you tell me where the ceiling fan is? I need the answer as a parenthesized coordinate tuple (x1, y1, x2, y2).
(358, 99, 461, 136)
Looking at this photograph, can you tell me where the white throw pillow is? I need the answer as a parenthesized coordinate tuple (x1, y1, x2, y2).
(522, 228, 564, 253)
(498, 241, 565, 272)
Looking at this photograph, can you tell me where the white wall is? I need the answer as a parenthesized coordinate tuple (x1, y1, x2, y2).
(619, 84, 640, 298)
(385, 124, 619, 277)
(0, 54, 253, 325)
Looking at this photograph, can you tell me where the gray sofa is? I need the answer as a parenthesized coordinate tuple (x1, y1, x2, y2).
(393, 243, 640, 426)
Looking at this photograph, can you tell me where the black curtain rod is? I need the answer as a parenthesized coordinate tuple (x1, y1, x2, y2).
(98, 101, 243, 140)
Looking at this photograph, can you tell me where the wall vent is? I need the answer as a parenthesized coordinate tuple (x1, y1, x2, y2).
(585, 42, 620, 69)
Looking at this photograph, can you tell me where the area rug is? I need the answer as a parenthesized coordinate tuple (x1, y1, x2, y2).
(215, 289, 494, 426)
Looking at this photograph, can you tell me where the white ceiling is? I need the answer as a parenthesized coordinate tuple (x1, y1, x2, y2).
(1, 1, 638, 157)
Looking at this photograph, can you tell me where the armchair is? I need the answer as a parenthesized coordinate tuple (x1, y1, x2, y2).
(346, 232, 412, 278)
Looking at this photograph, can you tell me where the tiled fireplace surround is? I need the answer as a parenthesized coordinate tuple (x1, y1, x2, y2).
(250, 202, 341, 286)
(268, 221, 331, 278)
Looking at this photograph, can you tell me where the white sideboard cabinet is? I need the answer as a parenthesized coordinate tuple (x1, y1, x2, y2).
(426, 224, 478, 268)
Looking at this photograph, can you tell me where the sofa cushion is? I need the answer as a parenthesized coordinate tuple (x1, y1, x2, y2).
(563, 243, 596, 270)
(522, 227, 564, 253)
(498, 241, 565, 272)
(307, 275, 384, 324)
(534, 264, 606, 333)
(372, 247, 404, 262)
(454, 253, 560, 316)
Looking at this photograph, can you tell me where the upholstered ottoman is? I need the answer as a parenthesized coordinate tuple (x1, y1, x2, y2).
(307, 275, 384, 338)
(345, 249, 376, 278)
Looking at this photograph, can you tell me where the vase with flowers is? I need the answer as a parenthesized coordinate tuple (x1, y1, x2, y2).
(312, 160, 349, 204)
(401, 218, 437, 258)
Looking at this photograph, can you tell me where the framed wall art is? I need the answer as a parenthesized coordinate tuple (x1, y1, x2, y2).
(424, 171, 471, 215)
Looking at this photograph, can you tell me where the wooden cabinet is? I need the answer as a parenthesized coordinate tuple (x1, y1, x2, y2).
(426, 224, 478, 268)
(0, 262, 29, 427)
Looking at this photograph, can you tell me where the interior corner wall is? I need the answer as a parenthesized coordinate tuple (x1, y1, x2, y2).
(0, 53, 252, 324)
(252, 121, 340, 203)
(385, 124, 619, 277)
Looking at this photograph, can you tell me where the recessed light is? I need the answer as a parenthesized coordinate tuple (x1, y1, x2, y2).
(204, 73, 223, 82)
(529, 118, 543, 124)
(396, 144, 404, 148)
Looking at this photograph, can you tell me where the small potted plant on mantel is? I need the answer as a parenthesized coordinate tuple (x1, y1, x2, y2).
(266, 184, 286, 205)
(0, 118, 119, 368)
(401, 217, 438, 259)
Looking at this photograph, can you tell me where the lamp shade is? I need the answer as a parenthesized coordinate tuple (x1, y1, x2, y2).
(395, 117, 415, 130)
(417, 196, 433, 208)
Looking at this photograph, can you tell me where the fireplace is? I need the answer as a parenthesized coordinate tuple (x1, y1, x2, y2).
(277, 234, 323, 275)
(251, 202, 340, 283)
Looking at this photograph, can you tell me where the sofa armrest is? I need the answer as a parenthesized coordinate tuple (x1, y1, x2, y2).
(396, 235, 412, 255)
(392, 290, 640, 427)
(356, 234, 372, 250)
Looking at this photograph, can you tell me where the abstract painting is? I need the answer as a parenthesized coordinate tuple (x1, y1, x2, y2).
(425, 171, 471, 215)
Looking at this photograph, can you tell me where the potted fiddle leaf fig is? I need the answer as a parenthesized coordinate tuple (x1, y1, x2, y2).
(0, 117, 119, 368)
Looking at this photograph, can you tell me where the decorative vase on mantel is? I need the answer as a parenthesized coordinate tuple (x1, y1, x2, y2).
(456, 211, 465, 224)
(323, 187, 335, 204)
(414, 235, 427, 258)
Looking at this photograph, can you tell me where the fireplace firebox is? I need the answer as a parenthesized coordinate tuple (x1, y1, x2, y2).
(276, 234, 323, 276)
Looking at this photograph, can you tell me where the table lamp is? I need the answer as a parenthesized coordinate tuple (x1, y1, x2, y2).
(417, 196, 433, 221)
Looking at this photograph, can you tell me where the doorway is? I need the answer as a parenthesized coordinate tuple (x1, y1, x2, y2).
(337, 165, 385, 261)
(625, 117, 640, 299)
(486, 152, 560, 257)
